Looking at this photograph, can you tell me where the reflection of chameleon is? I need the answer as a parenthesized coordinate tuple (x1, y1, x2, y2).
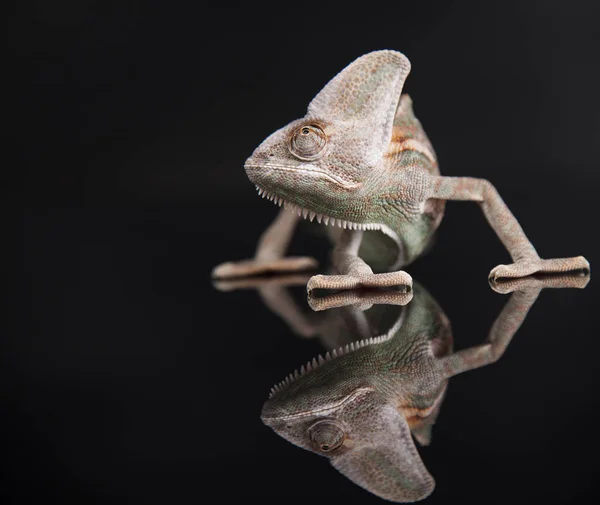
(213, 50, 589, 292)
(260, 276, 589, 502)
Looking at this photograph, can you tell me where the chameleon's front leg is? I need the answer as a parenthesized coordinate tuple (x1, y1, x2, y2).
(212, 208, 318, 279)
(429, 176, 590, 280)
(306, 229, 412, 294)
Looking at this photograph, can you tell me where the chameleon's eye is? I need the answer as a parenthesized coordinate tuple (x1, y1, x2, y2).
(289, 124, 327, 161)
(308, 419, 345, 453)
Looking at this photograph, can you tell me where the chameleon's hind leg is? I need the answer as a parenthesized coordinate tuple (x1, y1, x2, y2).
(429, 176, 590, 281)
(307, 229, 412, 294)
(212, 209, 318, 279)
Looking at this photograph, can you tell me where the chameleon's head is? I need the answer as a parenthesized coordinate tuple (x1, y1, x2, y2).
(245, 50, 412, 225)
(261, 346, 434, 502)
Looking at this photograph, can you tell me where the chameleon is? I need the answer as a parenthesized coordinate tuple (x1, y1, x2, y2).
(260, 274, 590, 502)
(211, 50, 589, 291)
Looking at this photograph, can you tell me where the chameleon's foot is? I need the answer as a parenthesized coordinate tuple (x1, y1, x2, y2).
(308, 287, 414, 311)
(488, 256, 590, 282)
(307, 270, 413, 295)
(490, 271, 591, 294)
(212, 256, 318, 279)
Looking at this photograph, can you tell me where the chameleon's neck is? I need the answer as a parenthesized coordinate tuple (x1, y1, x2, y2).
(331, 284, 451, 405)
(361, 153, 443, 264)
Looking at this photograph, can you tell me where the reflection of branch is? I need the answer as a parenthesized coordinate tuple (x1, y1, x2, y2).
(308, 288, 413, 312)
(443, 272, 591, 378)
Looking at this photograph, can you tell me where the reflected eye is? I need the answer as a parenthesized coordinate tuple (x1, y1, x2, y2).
(308, 420, 345, 453)
(289, 124, 327, 161)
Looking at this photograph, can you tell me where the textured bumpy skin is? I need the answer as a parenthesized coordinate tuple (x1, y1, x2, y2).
(212, 50, 589, 290)
(260, 273, 590, 502)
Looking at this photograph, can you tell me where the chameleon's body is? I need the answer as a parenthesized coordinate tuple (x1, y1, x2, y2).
(213, 50, 588, 294)
(347, 94, 444, 270)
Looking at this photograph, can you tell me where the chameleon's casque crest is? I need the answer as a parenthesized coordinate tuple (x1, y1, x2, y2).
(306, 50, 412, 165)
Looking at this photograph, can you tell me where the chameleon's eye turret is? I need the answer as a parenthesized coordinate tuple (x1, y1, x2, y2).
(289, 124, 328, 161)
(308, 419, 346, 453)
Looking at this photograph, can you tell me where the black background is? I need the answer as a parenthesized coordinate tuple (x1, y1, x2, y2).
(8, 2, 600, 504)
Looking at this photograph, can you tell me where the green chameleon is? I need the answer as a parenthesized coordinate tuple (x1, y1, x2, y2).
(212, 50, 588, 290)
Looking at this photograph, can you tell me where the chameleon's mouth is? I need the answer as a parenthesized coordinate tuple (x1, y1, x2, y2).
(245, 162, 361, 189)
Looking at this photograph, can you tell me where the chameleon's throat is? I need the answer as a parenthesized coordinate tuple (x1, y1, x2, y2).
(267, 305, 407, 400)
(254, 184, 404, 270)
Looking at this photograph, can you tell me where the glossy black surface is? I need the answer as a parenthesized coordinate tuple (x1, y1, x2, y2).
(10, 2, 600, 504)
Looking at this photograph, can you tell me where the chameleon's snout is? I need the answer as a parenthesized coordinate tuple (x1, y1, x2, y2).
(243, 152, 282, 187)
(243, 155, 261, 182)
